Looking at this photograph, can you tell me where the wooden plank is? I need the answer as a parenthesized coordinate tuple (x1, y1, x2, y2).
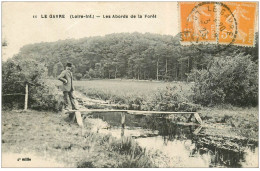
(176, 122, 200, 126)
(121, 113, 126, 128)
(193, 126, 202, 135)
(75, 111, 84, 127)
(68, 109, 198, 115)
(121, 113, 126, 137)
(121, 127, 125, 137)
(194, 113, 203, 124)
(127, 110, 196, 115)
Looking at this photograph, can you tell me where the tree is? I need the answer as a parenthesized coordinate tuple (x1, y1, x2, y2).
(191, 53, 258, 106)
(2, 57, 62, 111)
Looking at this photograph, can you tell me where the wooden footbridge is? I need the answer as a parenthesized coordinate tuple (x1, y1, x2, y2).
(65, 109, 203, 128)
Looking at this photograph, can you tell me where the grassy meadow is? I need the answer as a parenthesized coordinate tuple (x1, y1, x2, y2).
(52, 79, 196, 111)
(53, 79, 193, 100)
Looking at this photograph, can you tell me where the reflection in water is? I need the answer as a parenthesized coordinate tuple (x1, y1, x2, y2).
(136, 137, 211, 167)
(87, 112, 258, 168)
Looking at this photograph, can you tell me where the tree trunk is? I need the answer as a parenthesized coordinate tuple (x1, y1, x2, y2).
(115, 66, 117, 79)
(138, 68, 140, 80)
(176, 62, 178, 80)
(156, 58, 159, 81)
(180, 61, 183, 81)
(194, 57, 197, 70)
(187, 57, 190, 82)
(187, 57, 190, 72)
(165, 58, 168, 77)
(24, 83, 28, 110)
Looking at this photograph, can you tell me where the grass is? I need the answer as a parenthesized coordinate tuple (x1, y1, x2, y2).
(2, 110, 164, 168)
(75, 79, 192, 96)
(52, 79, 192, 101)
(199, 106, 258, 140)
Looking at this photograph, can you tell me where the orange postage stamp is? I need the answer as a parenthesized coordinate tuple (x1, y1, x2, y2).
(179, 2, 257, 47)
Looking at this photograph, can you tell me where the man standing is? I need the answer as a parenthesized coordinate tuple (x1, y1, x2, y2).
(58, 62, 78, 111)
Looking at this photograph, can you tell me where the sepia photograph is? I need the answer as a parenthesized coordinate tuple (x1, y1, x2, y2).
(1, 1, 259, 168)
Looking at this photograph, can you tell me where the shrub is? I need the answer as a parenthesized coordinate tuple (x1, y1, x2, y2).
(83, 72, 91, 79)
(190, 53, 258, 106)
(74, 73, 83, 80)
(29, 80, 63, 111)
(150, 85, 200, 112)
(109, 137, 154, 167)
(2, 57, 63, 111)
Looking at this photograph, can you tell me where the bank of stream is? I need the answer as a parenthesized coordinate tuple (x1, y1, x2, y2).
(76, 91, 258, 168)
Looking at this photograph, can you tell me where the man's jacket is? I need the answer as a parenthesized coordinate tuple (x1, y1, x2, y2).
(57, 70, 74, 92)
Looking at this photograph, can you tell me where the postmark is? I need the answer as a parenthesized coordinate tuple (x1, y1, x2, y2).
(179, 2, 257, 52)
(179, 2, 237, 53)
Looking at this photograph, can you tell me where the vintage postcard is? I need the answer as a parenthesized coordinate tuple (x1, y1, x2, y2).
(1, 1, 259, 168)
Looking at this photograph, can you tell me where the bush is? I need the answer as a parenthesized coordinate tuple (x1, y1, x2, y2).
(109, 137, 154, 168)
(29, 80, 63, 111)
(83, 72, 91, 79)
(150, 85, 200, 112)
(2, 57, 63, 111)
(74, 73, 83, 80)
(190, 53, 258, 106)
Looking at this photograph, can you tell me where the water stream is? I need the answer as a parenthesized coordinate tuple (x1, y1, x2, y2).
(84, 111, 258, 168)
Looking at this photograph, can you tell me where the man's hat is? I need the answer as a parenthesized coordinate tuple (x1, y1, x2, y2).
(66, 62, 72, 67)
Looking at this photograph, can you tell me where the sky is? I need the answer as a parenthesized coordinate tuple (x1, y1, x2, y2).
(2, 2, 179, 61)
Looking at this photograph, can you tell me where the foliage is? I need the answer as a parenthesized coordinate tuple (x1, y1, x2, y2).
(53, 61, 64, 77)
(2, 57, 63, 111)
(151, 85, 200, 112)
(190, 53, 258, 106)
(108, 136, 154, 168)
(16, 32, 258, 81)
(29, 80, 63, 111)
(74, 73, 83, 80)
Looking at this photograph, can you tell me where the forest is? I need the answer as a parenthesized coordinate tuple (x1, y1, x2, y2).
(15, 32, 258, 81)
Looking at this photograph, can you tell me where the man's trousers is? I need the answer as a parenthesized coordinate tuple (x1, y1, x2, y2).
(63, 91, 76, 110)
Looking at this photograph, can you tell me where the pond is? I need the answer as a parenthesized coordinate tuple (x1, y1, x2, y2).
(84, 112, 258, 168)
